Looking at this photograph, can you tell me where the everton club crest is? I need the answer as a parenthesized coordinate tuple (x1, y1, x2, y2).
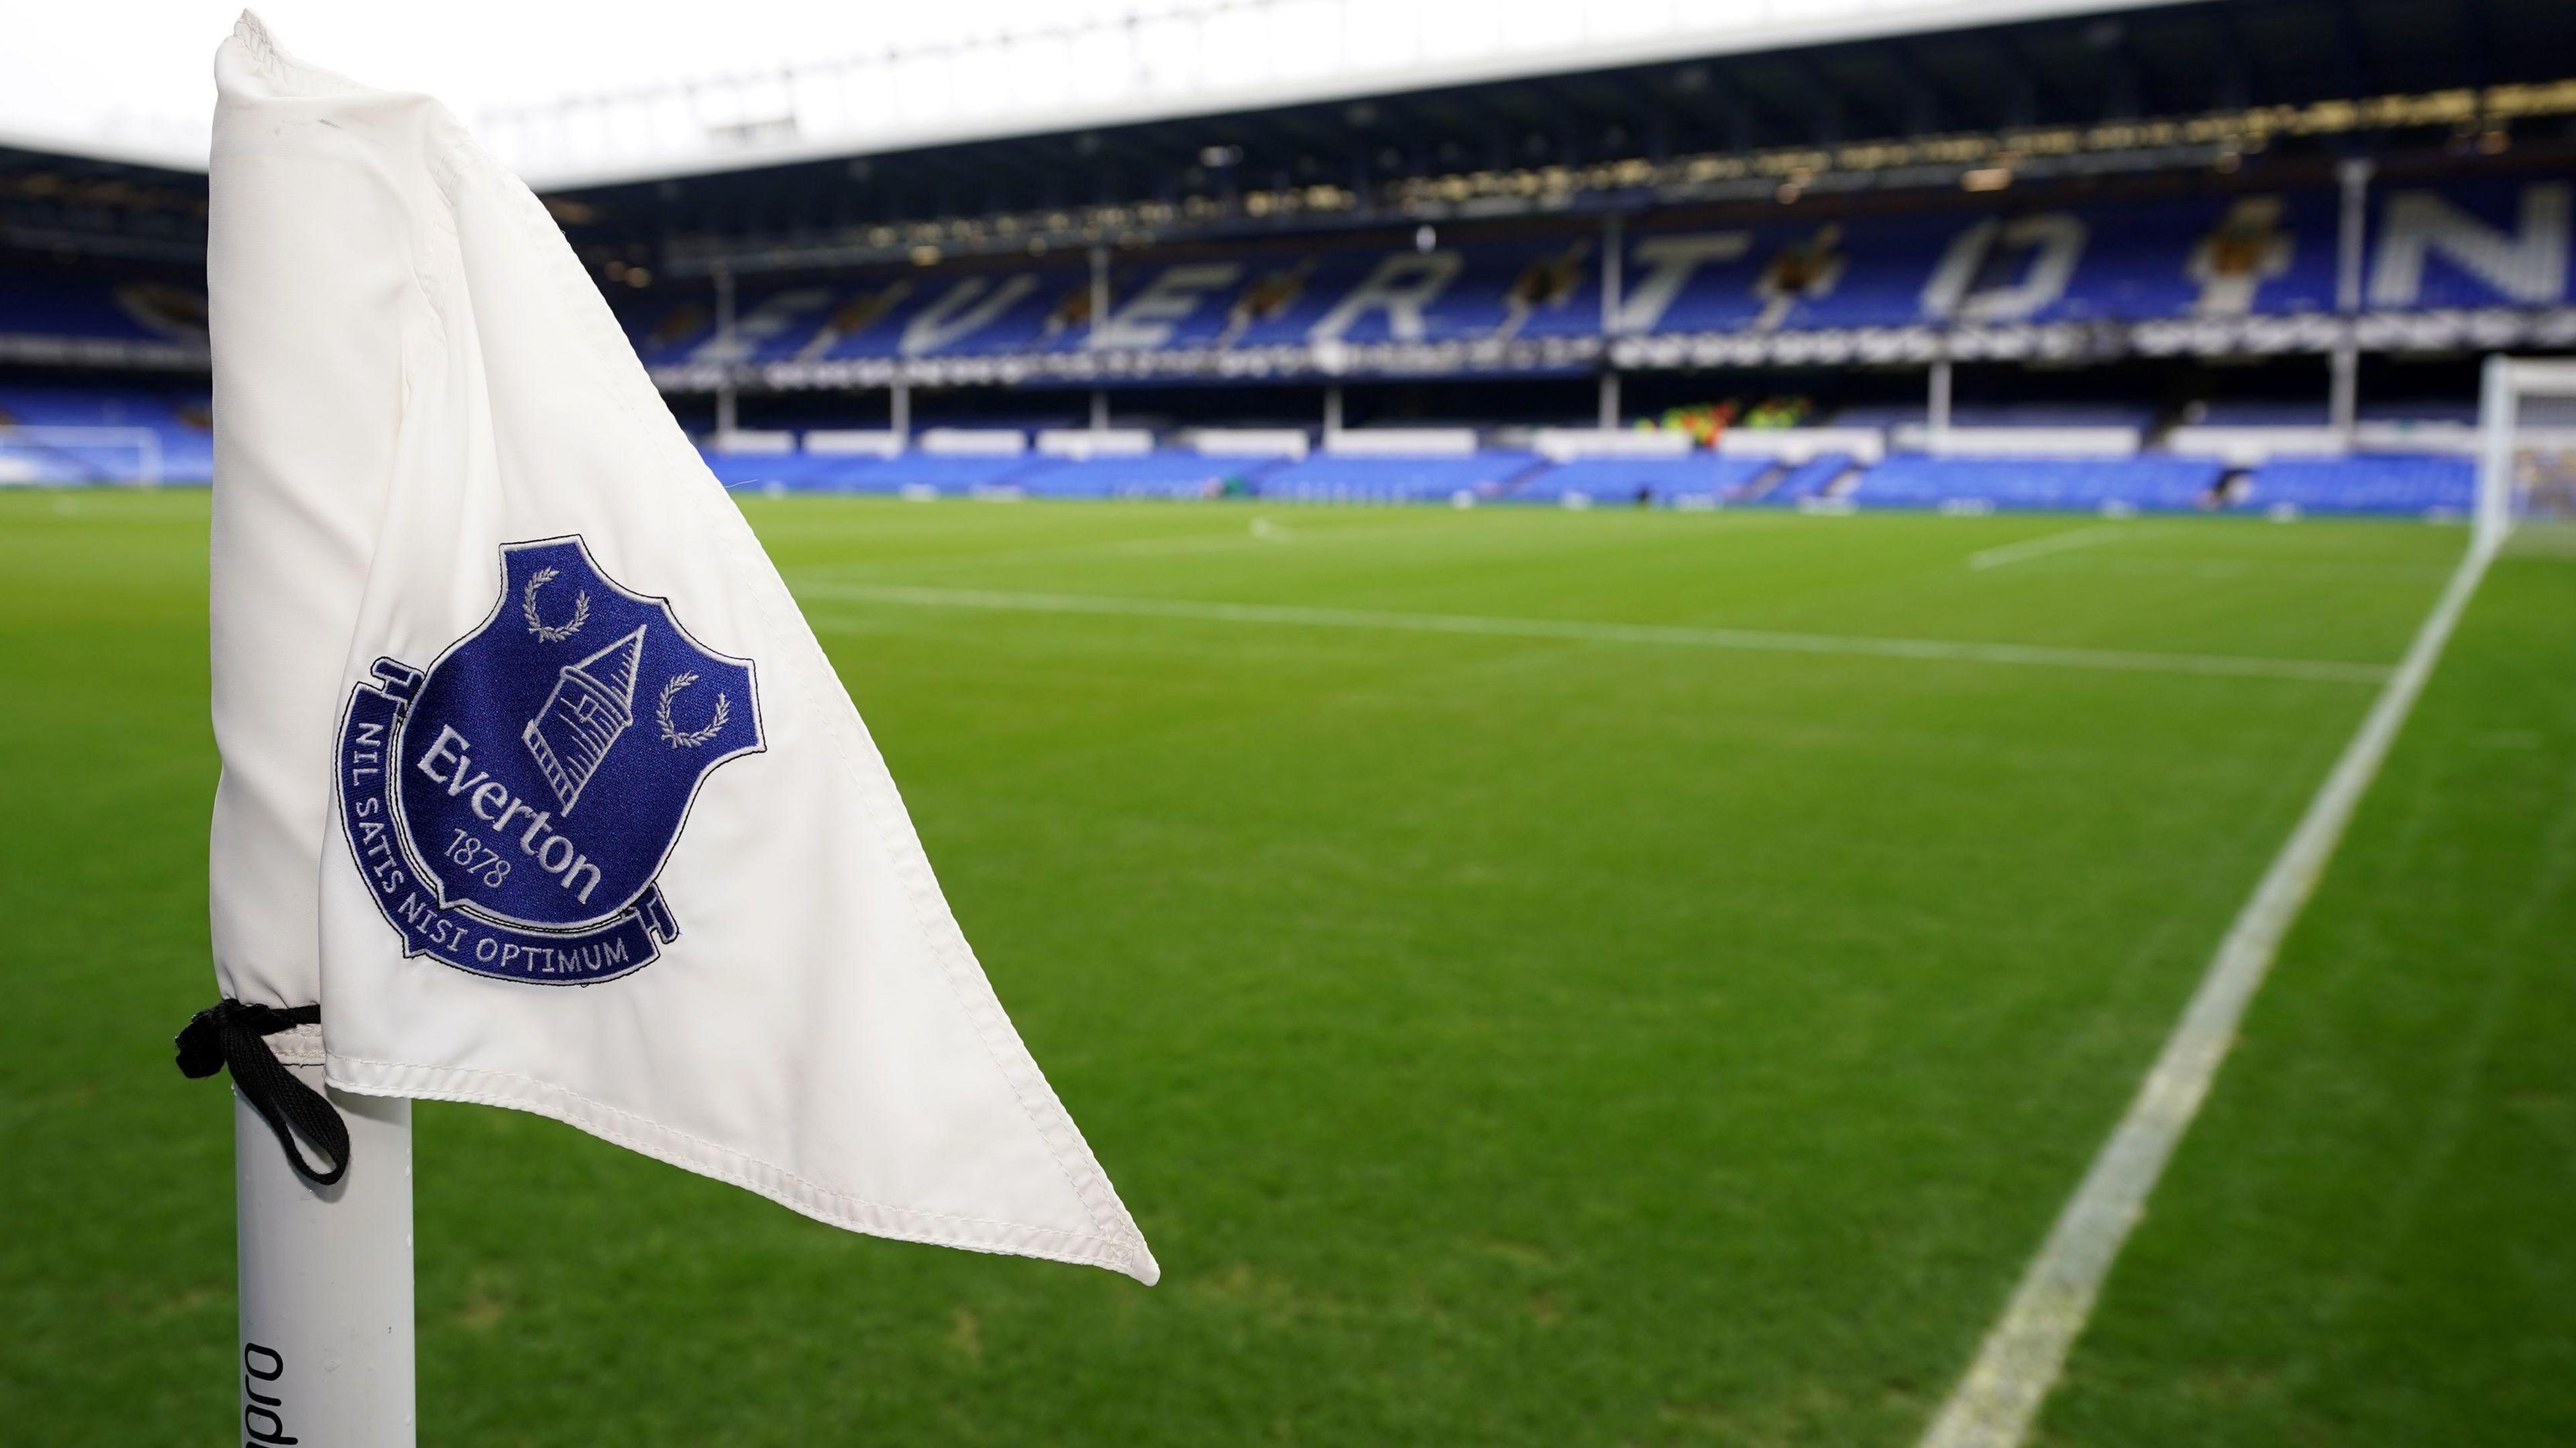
(335, 537, 762, 985)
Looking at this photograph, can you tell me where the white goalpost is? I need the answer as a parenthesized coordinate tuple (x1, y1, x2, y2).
(0, 424, 166, 486)
(2477, 355, 2576, 557)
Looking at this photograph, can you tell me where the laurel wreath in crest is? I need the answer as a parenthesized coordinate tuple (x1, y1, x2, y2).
(657, 672, 729, 748)
(522, 567, 590, 643)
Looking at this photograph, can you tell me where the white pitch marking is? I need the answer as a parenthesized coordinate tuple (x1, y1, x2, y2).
(783, 511, 1470, 584)
(1968, 524, 2134, 571)
(800, 582, 2393, 686)
(1915, 533, 2501, 1448)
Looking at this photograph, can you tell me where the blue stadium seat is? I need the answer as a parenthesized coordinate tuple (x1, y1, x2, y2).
(1509, 455, 1771, 505)
(1017, 454, 1287, 499)
(0, 275, 207, 349)
(696, 449, 1053, 494)
(602, 174, 2575, 367)
(697, 451, 856, 492)
(1758, 453, 1858, 505)
(1852, 456, 2221, 511)
(1258, 452, 1543, 502)
(0, 174, 2553, 372)
(846, 453, 1049, 494)
(2245, 455, 2475, 515)
(0, 383, 215, 484)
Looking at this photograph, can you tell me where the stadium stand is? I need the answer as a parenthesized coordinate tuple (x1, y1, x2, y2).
(1760, 453, 1861, 506)
(0, 383, 212, 484)
(3, 2, 2569, 520)
(1018, 453, 1279, 500)
(1256, 451, 1542, 503)
(837, 451, 1035, 496)
(1509, 455, 1772, 506)
(2243, 454, 2477, 515)
(0, 368, 2513, 526)
(696, 449, 849, 492)
(696, 441, 2496, 522)
(1847, 404, 2165, 431)
(0, 274, 208, 364)
(599, 175, 2576, 377)
(1852, 456, 2225, 512)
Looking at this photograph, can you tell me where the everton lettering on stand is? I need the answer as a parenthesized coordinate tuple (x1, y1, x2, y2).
(335, 537, 761, 985)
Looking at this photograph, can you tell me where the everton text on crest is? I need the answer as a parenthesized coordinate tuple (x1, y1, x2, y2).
(335, 537, 762, 984)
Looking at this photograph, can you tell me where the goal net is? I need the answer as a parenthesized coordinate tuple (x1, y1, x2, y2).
(2477, 356, 2576, 555)
(0, 425, 166, 487)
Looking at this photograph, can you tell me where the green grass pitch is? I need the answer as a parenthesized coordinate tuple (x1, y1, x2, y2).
(3, 490, 2569, 1445)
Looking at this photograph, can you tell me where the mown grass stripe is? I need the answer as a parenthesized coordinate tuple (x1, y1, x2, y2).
(1968, 524, 2135, 571)
(1915, 533, 2500, 1448)
(798, 581, 2394, 685)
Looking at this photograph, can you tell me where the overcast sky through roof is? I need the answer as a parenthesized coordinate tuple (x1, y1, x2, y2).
(5, 1, 2114, 182)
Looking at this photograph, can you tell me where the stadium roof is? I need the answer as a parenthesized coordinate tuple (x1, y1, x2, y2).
(5, 0, 2150, 183)
(489, 0, 2153, 190)
(539, 0, 2576, 276)
(7, 0, 2575, 274)
(0, 135, 208, 266)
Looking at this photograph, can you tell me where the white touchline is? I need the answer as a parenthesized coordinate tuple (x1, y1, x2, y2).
(796, 581, 2394, 686)
(1915, 533, 2502, 1448)
(1968, 524, 2134, 571)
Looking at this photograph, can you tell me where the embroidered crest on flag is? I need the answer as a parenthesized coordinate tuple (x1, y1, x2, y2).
(335, 537, 762, 984)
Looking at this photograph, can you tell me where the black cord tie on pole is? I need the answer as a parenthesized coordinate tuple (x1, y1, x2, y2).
(175, 999, 349, 1187)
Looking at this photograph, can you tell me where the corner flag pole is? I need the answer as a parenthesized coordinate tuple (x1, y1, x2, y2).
(235, 1068, 416, 1447)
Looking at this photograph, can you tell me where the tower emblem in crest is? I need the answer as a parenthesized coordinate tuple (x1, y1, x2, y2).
(335, 537, 763, 985)
(524, 626, 644, 813)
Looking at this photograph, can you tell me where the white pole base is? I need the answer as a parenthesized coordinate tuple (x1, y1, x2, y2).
(235, 1064, 415, 1447)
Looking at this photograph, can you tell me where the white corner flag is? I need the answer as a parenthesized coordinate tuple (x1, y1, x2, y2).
(201, 7, 1155, 1342)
